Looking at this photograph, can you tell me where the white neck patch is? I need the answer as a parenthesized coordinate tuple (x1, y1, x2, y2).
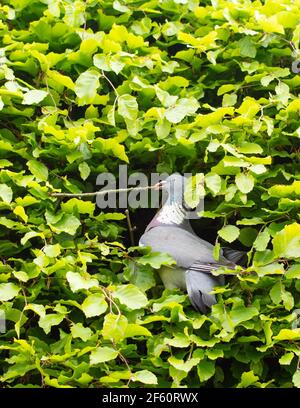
(156, 203, 186, 225)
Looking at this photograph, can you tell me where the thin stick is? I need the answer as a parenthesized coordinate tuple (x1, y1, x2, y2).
(44, 77, 57, 108)
(101, 70, 119, 98)
(125, 209, 135, 246)
(49, 185, 156, 198)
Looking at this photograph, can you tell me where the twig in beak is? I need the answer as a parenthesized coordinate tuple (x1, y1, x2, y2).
(153, 180, 166, 190)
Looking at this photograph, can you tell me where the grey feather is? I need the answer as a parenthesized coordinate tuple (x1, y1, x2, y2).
(139, 226, 233, 269)
(185, 260, 226, 313)
(186, 270, 217, 313)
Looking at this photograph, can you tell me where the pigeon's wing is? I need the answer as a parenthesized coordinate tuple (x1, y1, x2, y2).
(139, 226, 231, 269)
(185, 260, 226, 313)
(140, 226, 235, 313)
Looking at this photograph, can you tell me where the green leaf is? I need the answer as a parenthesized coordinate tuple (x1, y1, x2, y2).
(237, 371, 259, 388)
(270, 281, 290, 307)
(13, 206, 28, 223)
(47, 70, 75, 90)
(184, 174, 205, 208)
(71, 323, 93, 341)
(155, 86, 178, 107)
(152, 293, 186, 312)
(190, 335, 219, 347)
(0, 184, 13, 204)
(259, 15, 284, 34)
(81, 293, 108, 317)
(38, 314, 64, 334)
(85, 104, 99, 119)
(206, 348, 224, 360)
(13, 271, 29, 282)
(118, 94, 138, 120)
(43, 244, 61, 258)
(164, 333, 190, 348)
(93, 54, 111, 71)
(105, 55, 125, 75)
(213, 242, 221, 260)
(25, 303, 46, 318)
(205, 173, 222, 195)
(113, 284, 148, 310)
(20, 231, 43, 245)
(230, 306, 259, 326)
(262, 320, 273, 346)
(78, 162, 90, 181)
(236, 97, 260, 118)
(0, 283, 20, 301)
(155, 119, 171, 139)
(272, 223, 300, 259)
(50, 214, 81, 235)
(107, 105, 116, 126)
(218, 84, 238, 95)
(165, 97, 199, 123)
(218, 225, 240, 243)
(279, 352, 294, 365)
(239, 143, 263, 155)
(132, 370, 158, 385)
(238, 37, 257, 58)
(275, 82, 290, 105)
(125, 262, 155, 291)
(100, 371, 131, 384)
(235, 173, 255, 194)
(27, 160, 48, 181)
(222, 93, 237, 107)
(292, 370, 300, 388)
(168, 356, 200, 373)
(197, 359, 215, 382)
(256, 263, 284, 277)
(253, 230, 270, 251)
(61, 198, 95, 216)
(90, 346, 118, 365)
(113, 0, 130, 12)
(124, 324, 152, 338)
(286, 264, 300, 279)
(239, 227, 258, 247)
(137, 252, 176, 269)
(274, 329, 300, 341)
(66, 271, 99, 292)
(270, 281, 294, 310)
(22, 90, 48, 105)
(140, 315, 170, 324)
(102, 313, 128, 343)
(0, 161, 13, 170)
(250, 164, 267, 174)
(74, 70, 100, 105)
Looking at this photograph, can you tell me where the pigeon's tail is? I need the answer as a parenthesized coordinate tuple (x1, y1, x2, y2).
(222, 247, 247, 266)
(185, 261, 226, 313)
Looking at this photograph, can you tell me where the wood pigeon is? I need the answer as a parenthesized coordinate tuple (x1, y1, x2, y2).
(139, 174, 246, 313)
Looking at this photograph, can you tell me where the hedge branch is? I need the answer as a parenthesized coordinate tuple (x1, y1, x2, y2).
(125, 209, 136, 246)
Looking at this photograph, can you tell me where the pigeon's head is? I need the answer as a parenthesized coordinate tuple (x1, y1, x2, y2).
(154, 173, 187, 204)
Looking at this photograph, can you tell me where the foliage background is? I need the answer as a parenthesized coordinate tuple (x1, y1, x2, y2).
(1, 0, 300, 388)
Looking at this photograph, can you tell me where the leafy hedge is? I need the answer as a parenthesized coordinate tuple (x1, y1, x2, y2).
(1, 0, 300, 388)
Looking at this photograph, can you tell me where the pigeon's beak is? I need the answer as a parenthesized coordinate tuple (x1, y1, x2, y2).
(153, 180, 166, 190)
